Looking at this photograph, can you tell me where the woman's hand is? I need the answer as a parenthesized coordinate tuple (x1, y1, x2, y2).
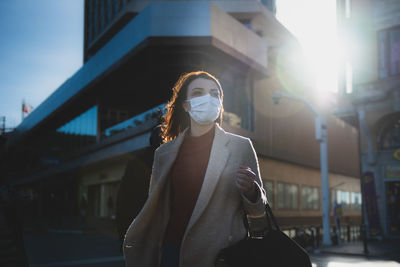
(235, 166, 258, 202)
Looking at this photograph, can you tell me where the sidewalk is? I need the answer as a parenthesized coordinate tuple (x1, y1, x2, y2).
(22, 216, 126, 266)
(24, 231, 124, 267)
(312, 239, 400, 261)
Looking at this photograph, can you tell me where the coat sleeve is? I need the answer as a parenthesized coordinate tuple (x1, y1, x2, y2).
(240, 138, 268, 230)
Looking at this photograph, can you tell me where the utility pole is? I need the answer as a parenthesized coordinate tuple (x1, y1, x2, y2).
(272, 91, 332, 246)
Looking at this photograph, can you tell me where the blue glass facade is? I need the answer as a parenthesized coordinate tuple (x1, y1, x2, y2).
(57, 106, 98, 137)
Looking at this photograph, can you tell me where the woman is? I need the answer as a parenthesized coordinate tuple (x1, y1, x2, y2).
(123, 71, 267, 267)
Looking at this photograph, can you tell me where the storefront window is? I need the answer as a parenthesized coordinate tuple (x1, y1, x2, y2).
(330, 189, 336, 210)
(336, 190, 351, 210)
(301, 186, 319, 210)
(277, 182, 298, 210)
(350, 192, 362, 211)
(263, 180, 274, 208)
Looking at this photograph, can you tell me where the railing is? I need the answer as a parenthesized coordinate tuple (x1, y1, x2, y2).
(282, 224, 361, 250)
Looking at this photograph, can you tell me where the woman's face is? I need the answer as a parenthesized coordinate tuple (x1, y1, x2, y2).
(183, 77, 221, 112)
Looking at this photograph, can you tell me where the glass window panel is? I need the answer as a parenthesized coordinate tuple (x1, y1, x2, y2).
(330, 189, 336, 210)
(91, 106, 98, 136)
(344, 191, 350, 210)
(389, 28, 400, 76)
(302, 186, 310, 209)
(289, 184, 298, 209)
(337, 190, 350, 210)
(378, 30, 388, 78)
(263, 180, 274, 208)
(379, 27, 400, 78)
(93, 0, 98, 36)
(302, 185, 319, 210)
(277, 182, 285, 209)
(351, 192, 362, 210)
(277, 182, 298, 210)
(312, 187, 319, 210)
(56, 106, 98, 151)
(79, 111, 83, 135)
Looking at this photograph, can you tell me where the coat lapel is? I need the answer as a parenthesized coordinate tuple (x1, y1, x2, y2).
(124, 128, 190, 243)
(184, 124, 231, 234)
(154, 128, 189, 193)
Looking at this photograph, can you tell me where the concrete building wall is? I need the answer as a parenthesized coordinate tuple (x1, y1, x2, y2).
(210, 4, 268, 69)
(251, 65, 360, 178)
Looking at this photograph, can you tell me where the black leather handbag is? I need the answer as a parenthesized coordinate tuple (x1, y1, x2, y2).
(215, 203, 312, 267)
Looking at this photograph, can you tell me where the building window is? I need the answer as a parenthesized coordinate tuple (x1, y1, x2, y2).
(301, 186, 319, 210)
(93, 0, 99, 37)
(98, 0, 103, 31)
(277, 182, 298, 210)
(350, 192, 362, 211)
(379, 121, 400, 150)
(378, 26, 400, 78)
(105, 0, 112, 25)
(336, 190, 350, 210)
(330, 189, 336, 210)
(263, 180, 274, 208)
(112, 0, 121, 16)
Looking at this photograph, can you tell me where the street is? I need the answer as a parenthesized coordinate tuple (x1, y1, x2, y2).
(311, 254, 400, 267)
(22, 231, 400, 267)
(24, 232, 124, 267)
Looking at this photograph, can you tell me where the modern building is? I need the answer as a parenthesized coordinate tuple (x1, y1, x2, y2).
(334, 0, 400, 238)
(3, 0, 361, 241)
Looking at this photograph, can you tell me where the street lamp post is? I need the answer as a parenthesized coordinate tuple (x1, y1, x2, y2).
(272, 91, 332, 246)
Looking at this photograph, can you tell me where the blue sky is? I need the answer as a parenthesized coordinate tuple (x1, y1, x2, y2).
(0, 0, 83, 128)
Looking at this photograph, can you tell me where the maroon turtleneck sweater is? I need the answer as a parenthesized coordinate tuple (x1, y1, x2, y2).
(163, 125, 215, 245)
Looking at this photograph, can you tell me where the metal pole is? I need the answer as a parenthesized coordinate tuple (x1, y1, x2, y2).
(320, 124, 332, 245)
(272, 91, 332, 245)
(357, 114, 369, 254)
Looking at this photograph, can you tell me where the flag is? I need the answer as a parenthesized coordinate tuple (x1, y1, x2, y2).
(22, 101, 33, 114)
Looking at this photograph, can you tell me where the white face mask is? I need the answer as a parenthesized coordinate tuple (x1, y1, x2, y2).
(186, 93, 222, 125)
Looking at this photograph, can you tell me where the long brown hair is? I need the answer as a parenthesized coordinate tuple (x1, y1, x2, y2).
(161, 71, 224, 143)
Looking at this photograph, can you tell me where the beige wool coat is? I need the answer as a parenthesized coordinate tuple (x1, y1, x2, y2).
(123, 123, 267, 267)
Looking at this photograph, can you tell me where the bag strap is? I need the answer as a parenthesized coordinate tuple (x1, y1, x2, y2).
(244, 203, 280, 236)
(265, 203, 280, 231)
